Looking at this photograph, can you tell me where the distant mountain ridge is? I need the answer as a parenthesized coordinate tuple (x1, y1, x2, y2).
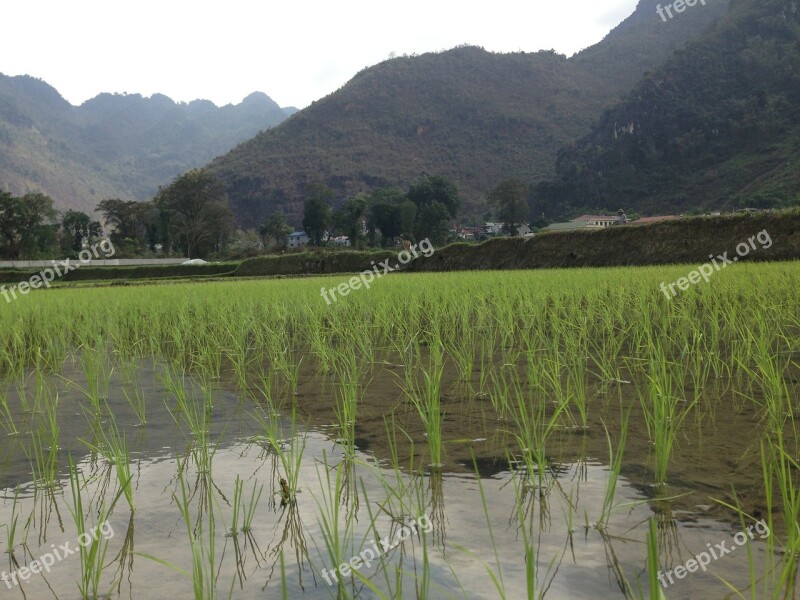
(0, 75, 292, 213)
(208, 0, 731, 227)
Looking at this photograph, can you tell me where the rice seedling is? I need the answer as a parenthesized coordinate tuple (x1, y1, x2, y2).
(78, 344, 113, 413)
(80, 410, 135, 512)
(400, 341, 445, 469)
(637, 343, 696, 486)
(332, 348, 361, 456)
(23, 425, 60, 491)
(1, 486, 25, 556)
(758, 432, 800, 598)
(0, 387, 18, 436)
(122, 379, 147, 427)
(229, 475, 263, 536)
(596, 412, 630, 531)
(250, 398, 307, 503)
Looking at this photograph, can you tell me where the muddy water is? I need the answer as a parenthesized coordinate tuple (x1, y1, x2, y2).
(0, 358, 786, 599)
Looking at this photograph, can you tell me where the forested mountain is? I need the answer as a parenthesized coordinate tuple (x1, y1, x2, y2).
(208, 0, 731, 226)
(0, 76, 292, 213)
(536, 0, 800, 216)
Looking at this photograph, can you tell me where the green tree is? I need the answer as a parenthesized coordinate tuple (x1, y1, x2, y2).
(302, 183, 333, 246)
(97, 199, 147, 249)
(369, 203, 401, 247)
(414, 201, 451, 246)
(156, 169, 233, 258)
(62, 210, 103, 253)
(490, 179, 529, 236)
(366, 187, 405, 246)
(407, 176, 460, 243)
(333, 194, 367, 248)
(0, 191, 57, 259)
(260, 211, 291, 248)
(399, 200, 417, 240)
(408, 176, 461, 220)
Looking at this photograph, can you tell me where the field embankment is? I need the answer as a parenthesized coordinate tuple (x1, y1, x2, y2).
(0, 250, 397, 286)
(409, 211, 800, 272)
(233, 250, 395, 277)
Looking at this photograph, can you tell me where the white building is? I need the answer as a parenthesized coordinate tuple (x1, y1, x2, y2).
(570, 215, 619, 228)
(287, 231, 309, 248)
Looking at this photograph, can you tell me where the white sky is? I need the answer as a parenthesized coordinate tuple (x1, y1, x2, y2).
(2, 0, 638, 109)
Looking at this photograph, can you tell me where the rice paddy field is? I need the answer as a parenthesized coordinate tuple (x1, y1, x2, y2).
(0, 263, 798, 599)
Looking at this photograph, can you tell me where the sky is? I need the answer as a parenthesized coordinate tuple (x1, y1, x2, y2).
(2, 0, 639, 109)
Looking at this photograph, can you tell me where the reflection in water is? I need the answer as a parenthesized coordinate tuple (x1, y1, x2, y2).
(109, 511, 135, 596)
(337, 455, 360, 519)
(263, 500, 314, 593)
(427, 470, 447, 549)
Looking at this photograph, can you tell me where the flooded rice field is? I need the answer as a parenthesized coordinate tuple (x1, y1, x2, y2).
(0, 266, 798, 599)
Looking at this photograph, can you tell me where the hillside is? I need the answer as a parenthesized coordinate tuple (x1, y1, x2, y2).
(536, 0, 800, 217)
(0, 76, 292, 213)
(208, 0, 731, 227)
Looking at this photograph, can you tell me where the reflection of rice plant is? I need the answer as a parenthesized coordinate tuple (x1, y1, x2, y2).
(67, 455, 126, 600)
(174, 466, 219, 600)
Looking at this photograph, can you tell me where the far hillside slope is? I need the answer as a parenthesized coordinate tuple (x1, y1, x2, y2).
(536, 0, 800, 216)
(208, 0, 731, 227)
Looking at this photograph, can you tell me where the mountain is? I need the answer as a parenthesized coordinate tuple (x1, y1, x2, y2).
(536, 0, 800, 216)
(208, 0, 731, 227)
(0, 76, 292, 213)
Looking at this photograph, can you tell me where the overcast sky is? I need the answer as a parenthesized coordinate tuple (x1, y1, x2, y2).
(2, 0, 638, 109)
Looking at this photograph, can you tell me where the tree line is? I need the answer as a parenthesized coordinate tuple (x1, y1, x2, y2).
(0, 169, 233, 260)
(1, 169, 533, 260)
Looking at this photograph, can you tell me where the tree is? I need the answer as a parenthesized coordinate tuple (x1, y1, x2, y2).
(368, 202, 402, 247)
(156, 169, 233, 258)
(408, 176, 461, 220)
(414, 201, 451, 246)
(62, 210, 103, 253)
(333, 194, 367, 248)
(399, 200, 417, 241)
(407, 176, 460, 243)
(490, 179, 529, 236)
(97, 199, 147, 248)
(0, 191, 57, 259)
(302, 183, 333, 246)
(365, 187, 404, 246)
(260, 211, 291, 248)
